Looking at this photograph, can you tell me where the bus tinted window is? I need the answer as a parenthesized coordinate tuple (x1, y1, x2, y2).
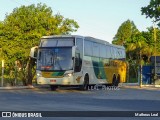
(92, 42, 99, 57)
(106, 45, 111, 58)
(84, 40, 92, 56)
(40, 38, 74, 47)
(100, 44, 106, 58)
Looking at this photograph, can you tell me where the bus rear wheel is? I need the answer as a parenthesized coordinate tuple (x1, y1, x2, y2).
(112, 75, 119, 86)
(50, 85, 58, 91)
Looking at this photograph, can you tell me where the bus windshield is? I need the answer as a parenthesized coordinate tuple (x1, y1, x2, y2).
(37, 47, 73, 71)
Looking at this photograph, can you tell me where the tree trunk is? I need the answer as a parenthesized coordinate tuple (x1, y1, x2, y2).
(27, 57, 36, 85)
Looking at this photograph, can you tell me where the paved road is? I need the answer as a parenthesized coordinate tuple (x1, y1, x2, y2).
(0, 86, 160, 120)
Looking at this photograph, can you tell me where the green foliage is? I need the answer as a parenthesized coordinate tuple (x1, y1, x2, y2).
(112, 19, 158, 81)
(155, 28, 160, 53)
(112, 20, 139, 45)
(113, 0, 160, 82)
(141, 28, 154, 46)
(141, 0, 160, 26)
(0, 3, 79, 86)
(141, 27, 160, 55)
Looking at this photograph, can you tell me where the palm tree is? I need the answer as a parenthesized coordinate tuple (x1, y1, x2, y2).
(126, 40, 153, 81)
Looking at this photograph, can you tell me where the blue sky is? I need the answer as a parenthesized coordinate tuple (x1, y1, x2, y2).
(0, 0, 152, 43)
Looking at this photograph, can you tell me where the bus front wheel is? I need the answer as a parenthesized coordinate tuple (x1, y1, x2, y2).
(80, 75, 89, 91)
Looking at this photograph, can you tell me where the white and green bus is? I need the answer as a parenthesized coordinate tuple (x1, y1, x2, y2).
(30, 35, 127, 90)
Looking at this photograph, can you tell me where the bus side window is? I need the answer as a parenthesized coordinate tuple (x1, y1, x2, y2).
(74, 52, 81, 72)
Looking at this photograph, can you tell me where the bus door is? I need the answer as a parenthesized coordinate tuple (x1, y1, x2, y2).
(73, 38, 83, 84)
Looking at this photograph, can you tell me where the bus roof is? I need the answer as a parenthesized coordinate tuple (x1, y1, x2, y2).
(41, 35, 125, 49)
(41, 35, 83, 39)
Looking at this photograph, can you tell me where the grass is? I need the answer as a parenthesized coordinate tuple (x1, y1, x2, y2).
(128, 77, 138, 83)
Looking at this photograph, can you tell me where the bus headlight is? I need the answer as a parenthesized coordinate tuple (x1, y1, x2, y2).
(37, 72, 42, 77)
(64, 73, 73, 77)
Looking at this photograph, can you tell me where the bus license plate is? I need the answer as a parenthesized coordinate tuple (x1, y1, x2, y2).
(50, 80, 56, 82)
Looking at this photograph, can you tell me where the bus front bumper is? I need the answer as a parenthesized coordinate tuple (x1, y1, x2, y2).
(37, 77, 74, 85)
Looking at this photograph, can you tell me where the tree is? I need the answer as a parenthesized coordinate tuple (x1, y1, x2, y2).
(112, 19, 156, 81)
(112, 20, 139, 46)
(141, 0, 160, 26)
(141, 27, 160, 55)
(0, 3, 79, 86)
(125, 33, 147, 80)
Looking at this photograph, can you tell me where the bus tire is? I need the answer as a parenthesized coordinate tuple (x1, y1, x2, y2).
(112, 75, 118, 86)
(116, 75, 120, 86)
(50, 85, 58, 91)
(80, 75, 89, 91)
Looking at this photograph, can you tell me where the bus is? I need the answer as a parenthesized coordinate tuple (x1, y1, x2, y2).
(30, 35, 127, 90)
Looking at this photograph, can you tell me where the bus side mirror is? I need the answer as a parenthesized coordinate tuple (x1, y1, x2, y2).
(72, 46, 77, 59)
(30, 46, 38, 59)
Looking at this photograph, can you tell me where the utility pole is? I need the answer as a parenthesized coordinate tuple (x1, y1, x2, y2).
(153, 21, 157, 84)
(140, 49, 142, 88)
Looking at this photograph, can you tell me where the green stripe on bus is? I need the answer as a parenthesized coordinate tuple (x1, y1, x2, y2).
(91, 57, 107, 79)
(42, 71, 65, 78)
